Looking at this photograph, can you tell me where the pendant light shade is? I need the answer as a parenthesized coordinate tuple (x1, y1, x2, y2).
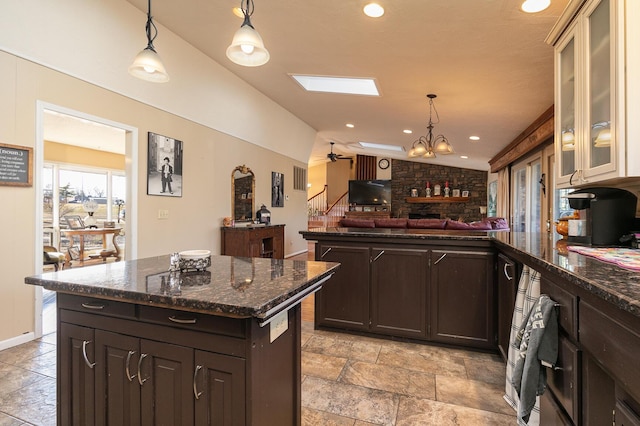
(129, 47, 169, 82)
(227, 0, 270, 67)
(129, 0, 169, 83)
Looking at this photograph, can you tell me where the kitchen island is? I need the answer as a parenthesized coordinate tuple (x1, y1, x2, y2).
(25, 254, 338, 426)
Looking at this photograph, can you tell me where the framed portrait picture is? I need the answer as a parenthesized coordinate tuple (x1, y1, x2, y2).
(452, 189, 461, 197)
(64, 215, 85, 230)
(272, 172, 284, 207)
(462, 190, 470, 198)
(147, 132, 183, 197)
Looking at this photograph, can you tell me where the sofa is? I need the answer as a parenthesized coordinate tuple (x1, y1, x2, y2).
(338, 217, 509, 231)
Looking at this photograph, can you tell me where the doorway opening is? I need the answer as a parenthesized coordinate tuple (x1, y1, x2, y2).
(36, 102, 139, 337)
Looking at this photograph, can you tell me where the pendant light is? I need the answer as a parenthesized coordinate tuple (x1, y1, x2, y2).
(128, 0, 170, 83)
(226, 0, 270, 67)
(407, 94, 454, 159)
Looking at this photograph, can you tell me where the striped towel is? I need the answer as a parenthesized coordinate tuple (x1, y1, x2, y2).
(504, 266, 541, 425)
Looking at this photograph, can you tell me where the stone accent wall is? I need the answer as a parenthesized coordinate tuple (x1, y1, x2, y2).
(391, 159, 487, 222)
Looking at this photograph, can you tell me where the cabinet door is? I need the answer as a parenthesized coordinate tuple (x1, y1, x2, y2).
(555, 20, 578, 186)
(194, 350, 246, 426)
(315, 244, 370, 330)
(139, 340, 194, 426)
(582, 354, 615, 425)
(94, 330, 141, 426)
(429, 249, 495, 349)
(59, 322, 96, 426)
(497, 254, 519, 362)
(370, 247, 427, 339)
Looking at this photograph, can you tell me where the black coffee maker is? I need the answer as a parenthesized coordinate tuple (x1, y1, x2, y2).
(566, 187, 637, 246)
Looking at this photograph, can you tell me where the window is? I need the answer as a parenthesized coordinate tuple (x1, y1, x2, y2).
(511, 154, 542, 232)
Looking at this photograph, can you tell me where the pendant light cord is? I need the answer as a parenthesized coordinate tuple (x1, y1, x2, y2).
(240, 0, 255, 28)
(145, 0, 159, 52)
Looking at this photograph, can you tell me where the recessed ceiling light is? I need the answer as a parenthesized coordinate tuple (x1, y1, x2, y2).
(521, 0, 551, 13)
(346, 123, 355, 128)
(469, 136, 480, 141)
(460, 155, 469, 159)
(359, 142, 405, 152)
(403, 129, 413, 134)
(363, 3, 385, 18)
(290, 75, 380, 96)
(232, 7, 244, 18)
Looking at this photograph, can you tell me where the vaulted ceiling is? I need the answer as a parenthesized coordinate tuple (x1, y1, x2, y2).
(119, 0, 570, 170)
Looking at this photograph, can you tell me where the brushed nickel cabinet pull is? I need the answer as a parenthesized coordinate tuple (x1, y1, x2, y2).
(137, 353, 148, 386)
(168, 316, 197, 324)
(81, 303, 105, 310)
(82, 340, 96, 369)
(321, 247, 332, 258)
(503, 263, 513, 281)
(193, 365, 203, 400)
(371, 250, 385, 263)
(433, 253, 447, 265)
(125, 351, 137, 382)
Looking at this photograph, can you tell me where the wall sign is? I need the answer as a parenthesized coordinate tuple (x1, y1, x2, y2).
(0, 143, 33, 187)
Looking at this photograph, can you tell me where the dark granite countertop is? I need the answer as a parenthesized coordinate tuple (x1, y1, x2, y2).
(25, 255, 339, 321)
(301, 227, 640, 318)
(301, 227, 495, 241)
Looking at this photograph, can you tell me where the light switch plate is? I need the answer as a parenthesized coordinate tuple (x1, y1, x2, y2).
(158, 209, 169, 219)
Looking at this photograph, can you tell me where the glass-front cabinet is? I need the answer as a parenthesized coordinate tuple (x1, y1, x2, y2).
(551, 0, 640, 187)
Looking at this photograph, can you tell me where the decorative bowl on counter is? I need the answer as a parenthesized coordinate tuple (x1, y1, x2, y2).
(178, 250, 211, 272)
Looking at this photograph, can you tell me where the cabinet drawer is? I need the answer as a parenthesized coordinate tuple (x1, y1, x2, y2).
(540, 391, 573, 426)
(540, 277, 577, 340)
(57, 293, 136, 319)
(547, 335, 580, 423)
(138, 305, 246, 339)
(580, 300, 640, 403)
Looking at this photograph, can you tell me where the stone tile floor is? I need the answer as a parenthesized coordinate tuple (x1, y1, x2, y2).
(0, 322, 515, 425)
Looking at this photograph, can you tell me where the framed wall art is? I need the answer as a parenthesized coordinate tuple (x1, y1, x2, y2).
(147, 132, 183, 197)
(272, 172, 284, 207)
(0, 143, 33, 187)
(64, 215, 85, 230)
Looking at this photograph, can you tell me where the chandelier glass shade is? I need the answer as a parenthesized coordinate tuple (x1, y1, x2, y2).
(128, 0, 170, 83)
(227, 0, 270, 67)
(408, 94, 454, 158)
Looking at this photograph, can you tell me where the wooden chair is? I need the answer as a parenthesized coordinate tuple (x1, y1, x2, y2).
(43, 246, 66, 271)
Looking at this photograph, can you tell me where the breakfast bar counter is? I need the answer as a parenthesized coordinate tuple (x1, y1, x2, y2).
(25, 255, 339, 426)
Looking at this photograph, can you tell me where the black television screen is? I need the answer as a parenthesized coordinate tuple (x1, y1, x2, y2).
(348, 180, 391, 205)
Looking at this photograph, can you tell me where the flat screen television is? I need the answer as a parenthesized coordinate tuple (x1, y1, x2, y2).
(348, 180, 391, 205)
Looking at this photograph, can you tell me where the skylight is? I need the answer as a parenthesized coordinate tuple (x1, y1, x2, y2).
(359, 142, 405, 152)
(290, 75, 380, 96)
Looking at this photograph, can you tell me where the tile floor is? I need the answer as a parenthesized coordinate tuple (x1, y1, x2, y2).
(0, 247, 516, 425)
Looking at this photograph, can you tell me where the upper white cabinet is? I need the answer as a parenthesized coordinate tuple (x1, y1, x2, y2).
(548, 0, 640, 187)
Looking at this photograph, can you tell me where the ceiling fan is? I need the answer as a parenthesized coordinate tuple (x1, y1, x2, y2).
(327, 142, 353, 163)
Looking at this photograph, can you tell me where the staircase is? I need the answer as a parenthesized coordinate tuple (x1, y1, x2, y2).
(308, 185, 348, 228)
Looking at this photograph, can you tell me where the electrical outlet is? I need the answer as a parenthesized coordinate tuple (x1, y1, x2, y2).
(158, 209, 169, 219)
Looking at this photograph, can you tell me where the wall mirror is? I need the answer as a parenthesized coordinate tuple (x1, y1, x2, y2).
(232, 165, 255, 222)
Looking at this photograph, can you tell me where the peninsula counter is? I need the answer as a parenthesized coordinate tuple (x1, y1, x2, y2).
(25, 254, 339, 426)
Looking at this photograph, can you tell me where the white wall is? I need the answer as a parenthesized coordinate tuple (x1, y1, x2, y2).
(0, 0, 316, 345)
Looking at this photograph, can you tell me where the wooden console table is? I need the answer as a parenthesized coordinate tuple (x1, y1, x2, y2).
(221, 224, 285, 259)
(62, 228, 122, 267)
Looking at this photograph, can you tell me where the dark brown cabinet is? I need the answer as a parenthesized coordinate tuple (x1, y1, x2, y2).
(313, 239, 496, 350)
(370, 247, 427, 339)
(57, 293, 290, 426)
(315, 243, 370, 331)
(59, 323, 95, 426)
(221, 225, 284, 259)
(496, 253, 520, 361)
(429, 249, 495, 349)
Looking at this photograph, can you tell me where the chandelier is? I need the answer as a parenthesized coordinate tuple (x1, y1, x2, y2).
(408, 94, 454, 158)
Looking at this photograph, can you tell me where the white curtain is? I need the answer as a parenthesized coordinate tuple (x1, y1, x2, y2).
(504, 265, 541, 425)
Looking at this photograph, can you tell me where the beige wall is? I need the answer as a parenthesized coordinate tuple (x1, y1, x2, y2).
(307, 164, 327, 199)
(0, 51, 312, 345)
